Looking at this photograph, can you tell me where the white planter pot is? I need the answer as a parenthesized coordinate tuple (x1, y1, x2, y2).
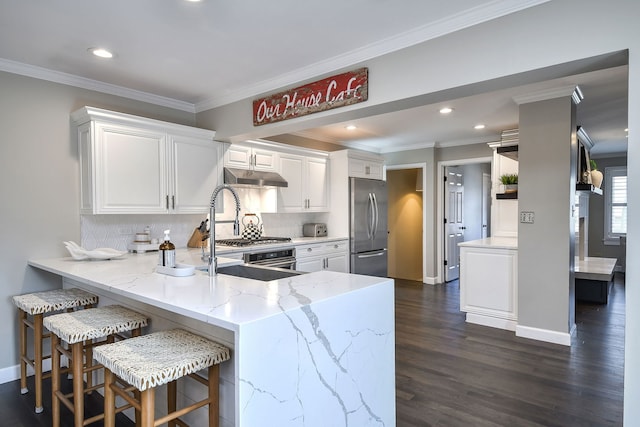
(591, 170, 603, 188)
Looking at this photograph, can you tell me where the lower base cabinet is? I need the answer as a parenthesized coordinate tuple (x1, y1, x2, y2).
(296, 240, 348, 273)
(459, 243, 518, 331)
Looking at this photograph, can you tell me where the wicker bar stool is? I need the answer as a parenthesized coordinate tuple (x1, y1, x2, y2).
(94, 329, 230, 427)
(12, 288, 98, 413)
(44, 305, 149, 427)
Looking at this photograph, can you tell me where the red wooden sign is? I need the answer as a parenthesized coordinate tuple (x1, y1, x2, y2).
(253, 67, 368, 126)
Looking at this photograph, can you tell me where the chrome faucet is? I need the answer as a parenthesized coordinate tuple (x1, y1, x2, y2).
(208, 184, 241, 276)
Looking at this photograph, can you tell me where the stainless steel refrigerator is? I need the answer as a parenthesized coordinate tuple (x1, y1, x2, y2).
(349, 177, 388, 277)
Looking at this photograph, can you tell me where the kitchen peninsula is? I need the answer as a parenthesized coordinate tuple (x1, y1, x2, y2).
(29, 249, 395, 427)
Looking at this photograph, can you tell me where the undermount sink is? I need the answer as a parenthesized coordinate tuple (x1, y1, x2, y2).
(216, 264, 305, 282)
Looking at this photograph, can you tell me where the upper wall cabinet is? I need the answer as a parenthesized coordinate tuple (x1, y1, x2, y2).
(224, 142, 277, 172)
(72, 107, 220, 215)
(330, 149, 385, 180)
(277, 151, 329, 213)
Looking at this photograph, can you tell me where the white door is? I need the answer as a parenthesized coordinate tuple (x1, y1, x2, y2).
(444, 167, 464, 282)
(482, 172, 491, 238)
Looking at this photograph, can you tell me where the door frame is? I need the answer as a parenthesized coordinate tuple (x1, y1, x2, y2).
(386, 163, 427, 284)
(436, 156, 492, 284)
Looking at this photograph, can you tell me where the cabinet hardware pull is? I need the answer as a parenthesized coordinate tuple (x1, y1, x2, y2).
(166, 195, 169, 209)
(172, 195, 175, 209)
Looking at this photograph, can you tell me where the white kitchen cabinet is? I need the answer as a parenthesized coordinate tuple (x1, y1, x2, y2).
(459, 238, 518, 331)
(224, 143, 277, 171)
(73, 107, 220, 215)
(349, 156, 384, 180)
(296, 240, 348, 273)
(277, 152, 329, 212)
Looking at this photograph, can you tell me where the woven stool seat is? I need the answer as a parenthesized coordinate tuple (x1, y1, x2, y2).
(13, 288, 98, 315)
(12, 287, 98, 413)
(44, 305, 149, 344)
(94, 329, 230, 391)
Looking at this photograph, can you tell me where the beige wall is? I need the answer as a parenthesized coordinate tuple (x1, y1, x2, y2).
(0, 71, 195, 372)
(387, 169, 423, 281)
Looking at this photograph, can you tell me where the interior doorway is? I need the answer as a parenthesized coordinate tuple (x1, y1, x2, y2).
(386, 165, 425, 282)
(436, 158, 492, 283)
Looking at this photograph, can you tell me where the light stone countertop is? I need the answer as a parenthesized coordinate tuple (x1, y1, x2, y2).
(575, 256, 617, 281)
(28, 247, 387, 332)
(458, 236, 518, 250)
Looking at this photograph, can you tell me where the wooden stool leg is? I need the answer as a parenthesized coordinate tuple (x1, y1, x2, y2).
(103, 369, 115, 427)
(51, 334, 61, 427)
(209, 365, 219, 427)
(140, 388, 156, 427)
(18, 309, 28, 395)
(85, 339, 93, 393)
(168, 380, 177, 427)
(33, 313, 44, 413)
(72, 342, 84, 427)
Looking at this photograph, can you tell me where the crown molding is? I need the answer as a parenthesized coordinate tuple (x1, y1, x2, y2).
(512, 84, 582, 105)
(194, 0, 551, 112)
(379, 141, 437, 154)
(0, 58, 196, 113)
(1, 0, 548, 114)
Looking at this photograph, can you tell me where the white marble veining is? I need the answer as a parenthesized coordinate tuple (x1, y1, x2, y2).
(28, 249, 395, 426)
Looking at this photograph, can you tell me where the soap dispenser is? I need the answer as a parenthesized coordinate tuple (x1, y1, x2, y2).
(159, 229, 176, 268)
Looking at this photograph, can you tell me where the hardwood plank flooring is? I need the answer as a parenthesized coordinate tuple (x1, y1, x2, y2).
(395, 274, 625, 427)
(1, 276, 624, 426)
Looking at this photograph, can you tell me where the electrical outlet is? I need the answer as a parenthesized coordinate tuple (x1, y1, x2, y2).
(520, 211, 535, 224)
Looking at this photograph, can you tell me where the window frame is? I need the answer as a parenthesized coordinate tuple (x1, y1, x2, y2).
(603, 165, 627, 245)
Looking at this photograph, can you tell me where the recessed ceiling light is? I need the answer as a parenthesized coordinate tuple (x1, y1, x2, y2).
(89, 48, 113, 58)
(185, 0, 202, 2)
(439, 107, 453, 114)
(474, 124, 486, 130)
(625, 128, 629, 132)
(346, 125, 357, 130)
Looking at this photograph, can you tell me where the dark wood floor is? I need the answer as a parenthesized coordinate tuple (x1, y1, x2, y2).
(2, 276, 624, 426)
(395, 274, 625, 427)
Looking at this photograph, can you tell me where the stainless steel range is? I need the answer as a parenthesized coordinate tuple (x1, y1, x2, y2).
(215, 237, 292, 247)
(216, 237, 297, 269)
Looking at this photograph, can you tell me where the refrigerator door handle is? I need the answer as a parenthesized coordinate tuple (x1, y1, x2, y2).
(371, 192, 379, 239)
(356, 250, 387, 259)
(367, 192, 375, 239)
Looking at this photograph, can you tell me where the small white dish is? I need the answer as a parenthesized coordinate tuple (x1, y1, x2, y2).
(156, 263, 196, 277)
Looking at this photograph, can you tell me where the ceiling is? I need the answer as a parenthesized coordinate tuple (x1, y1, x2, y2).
(0, 0, 628, 157)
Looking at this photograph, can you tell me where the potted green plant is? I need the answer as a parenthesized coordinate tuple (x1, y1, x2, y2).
(590, 159, 603, 188)
(500, 173, 518, 193)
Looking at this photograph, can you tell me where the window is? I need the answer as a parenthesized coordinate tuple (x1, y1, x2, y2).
(604, 166, 627, 245)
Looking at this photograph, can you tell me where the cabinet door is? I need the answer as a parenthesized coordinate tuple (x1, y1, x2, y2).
(278, 153, 305, 211)
(325, 253, 348, 273)
(324, 241, 349, 272)
(95, 123, 168, 214)
(306, 156, 329, 211)
(224, 144, 252, 169)
(296, 256, 324, 273)
(349, 158, 383, 180)
(171, 135, 219, 214)
(252, 148, 277, 171)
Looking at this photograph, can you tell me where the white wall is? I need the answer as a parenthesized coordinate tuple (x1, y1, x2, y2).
(0, 71, 196, 377)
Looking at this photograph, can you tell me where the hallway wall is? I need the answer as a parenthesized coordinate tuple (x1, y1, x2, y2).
(387, 169, 423, 281)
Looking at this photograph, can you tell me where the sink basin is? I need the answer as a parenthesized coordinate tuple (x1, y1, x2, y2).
(216, 264, 305, 282)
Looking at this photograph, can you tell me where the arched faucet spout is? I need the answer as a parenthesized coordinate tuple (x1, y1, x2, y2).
(208, 184, 241, 276)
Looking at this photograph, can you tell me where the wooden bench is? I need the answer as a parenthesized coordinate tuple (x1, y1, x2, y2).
(575, 257, 617, 304)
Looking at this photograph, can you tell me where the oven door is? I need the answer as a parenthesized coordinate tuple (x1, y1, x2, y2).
(243, 248, 297, 270)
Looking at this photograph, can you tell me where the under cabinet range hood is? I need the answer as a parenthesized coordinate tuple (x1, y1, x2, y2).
(223, 167, 288, 188)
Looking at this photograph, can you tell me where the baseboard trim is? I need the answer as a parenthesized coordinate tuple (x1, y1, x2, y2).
(466, 313, 517, 331)
(0, 359, 54, 385)
(515, 323, 574, 346)
(423, 275, 438, 285)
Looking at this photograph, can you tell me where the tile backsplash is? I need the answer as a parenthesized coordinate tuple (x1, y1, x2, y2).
(81, 211, 329, 251)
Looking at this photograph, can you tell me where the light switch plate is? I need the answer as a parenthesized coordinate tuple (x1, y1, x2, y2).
(520, 211, 535, 223)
